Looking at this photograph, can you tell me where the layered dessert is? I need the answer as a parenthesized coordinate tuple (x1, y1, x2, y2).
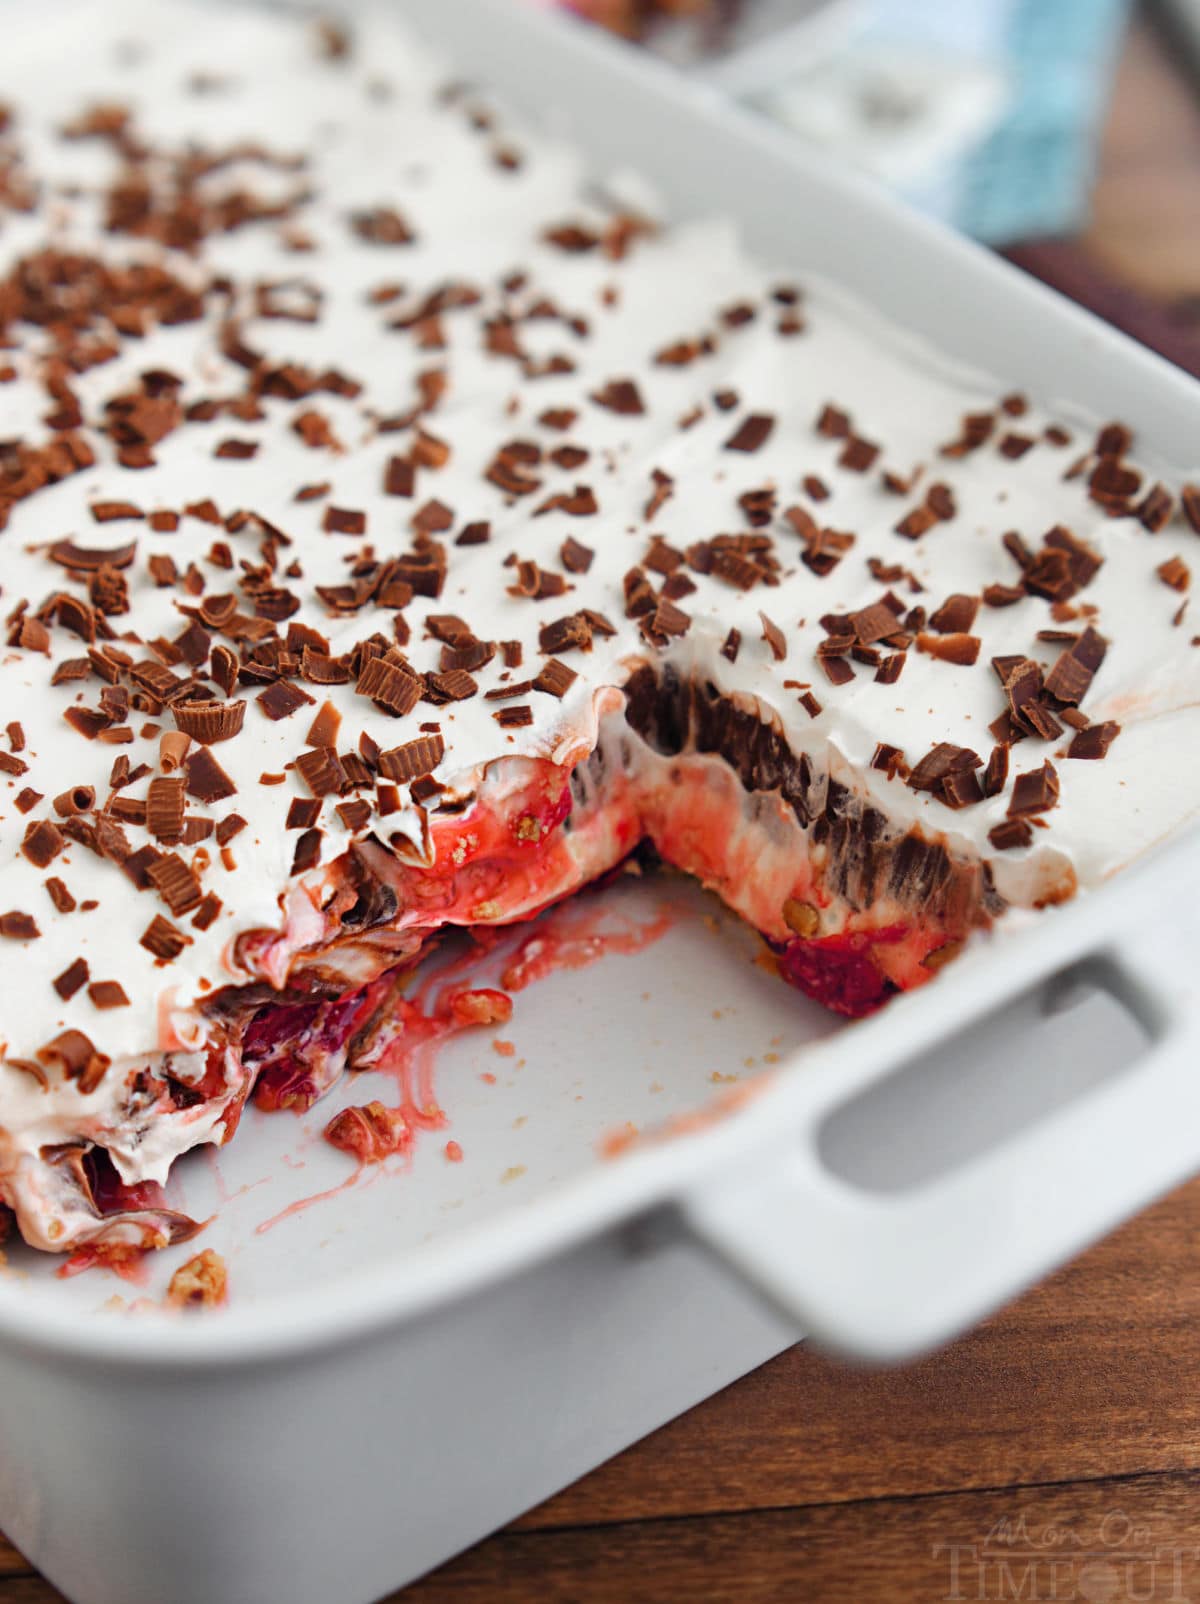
(1, 0, 1197, 1257)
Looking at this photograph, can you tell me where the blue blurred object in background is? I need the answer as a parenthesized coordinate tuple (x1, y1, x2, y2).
(959, 0, 1133, 241)
(538, 0, 1134, 245)
(748, 0, 1134, 243)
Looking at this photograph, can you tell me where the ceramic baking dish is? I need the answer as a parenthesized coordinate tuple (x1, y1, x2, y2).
(2, 3, 1200, 1601)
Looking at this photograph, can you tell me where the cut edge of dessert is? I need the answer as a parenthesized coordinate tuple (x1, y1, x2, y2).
(3, 659, 1000, 1261)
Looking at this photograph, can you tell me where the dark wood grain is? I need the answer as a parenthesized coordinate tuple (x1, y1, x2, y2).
(6, 11, 1200, 1604)
(512, 1179, 1200, 1531)
(407, 1476, 1200, 1603)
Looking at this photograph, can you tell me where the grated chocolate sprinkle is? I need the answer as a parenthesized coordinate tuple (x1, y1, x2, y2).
(1008, 761, 1061, 817)
(724, 413, 774, 454)
(141, 915, 192, 962)
(377, 733, 445, 782)
(1067, 721, 1121, 760)
(53, 957, 89, 999)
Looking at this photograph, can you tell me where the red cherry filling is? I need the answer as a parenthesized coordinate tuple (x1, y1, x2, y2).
(777, 927, 906, 1019)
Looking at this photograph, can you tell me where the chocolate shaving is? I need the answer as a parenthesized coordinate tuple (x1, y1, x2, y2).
(0, 911, 39, 940)
(295, 746, 347, 798)
(141, 915, 191, 961)
(1022, 526, 1102, 601)
(560, 536, 594, 574)
(1008, 760, 1060, 817)
(383, 456, 415, 497)
(819, 655, 855, 687)
(640, 598, 691, 646)
(322, 505, 366, 536)
(724, 413, 774, 453)
(426, 668, 477, 702)
(215, 814, 246, 845)
(493, 705, 533, 728)
(916, 632, 980, 666)
(982, 582, 1025, 608)
(147, 853, 202, 915)
(147, 554, 178, 587)
(590, 378, 644, 415)
(906, 743, 983, 808)
(90, 501, 144, 524)
(378, 734, 444, 782)
(87, 980, 129, 1010)
(907, 743, 981, 789)
(291, 829, 322, 874)
(53, 957, 89, 999)
(538, 611, 596, 655)
(815, 405, 850, 438)
(184, 747, 236, 803)
(928, 594, 979, 634)
(350, 206, 414, 245)
(838, 435, 879, 473)
(989, 818, 1033, 851)
(872, 743, 906, 779)
(356, 657, 421, 716)
(1180, 485, 1200, 535)
(758, 611, 786, 662)
(46, 878, 76, 914)
(874, 652, 906, 684)
(1137, 484, 1174, 532)
(645, 468, 674, 521)
(1067, 721, 1121, 760)
(1043, 626, 1107, 706)
(940, 768, 985, 810)
(172, 700, 246, 744)
(257, 680, 315, 721)
(287, 796, 322, 830)
(982, 745, 1010, 798)
(21, 819, 64, 868)
(191, 893, 222, 931)
(894, 505, 938, 540)
(1158, 556, 1191, 593)
(301, 647, 352, 686)
(37, 1029, 109, 1091)
(532, 659, 577, 698)
(49, 537, 137, 571)
(52, 786, 95, 817)
(336, 800, 372, 832)
(146, 776, 185, 843)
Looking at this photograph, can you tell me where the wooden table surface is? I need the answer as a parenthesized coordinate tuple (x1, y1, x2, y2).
(7, 11, 1200, 1604)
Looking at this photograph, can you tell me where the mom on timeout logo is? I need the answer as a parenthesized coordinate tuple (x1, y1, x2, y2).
(932, 1508, 1199, 1601)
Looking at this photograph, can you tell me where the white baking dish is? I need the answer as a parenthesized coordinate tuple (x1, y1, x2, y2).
(2, 3, 1200, 1601)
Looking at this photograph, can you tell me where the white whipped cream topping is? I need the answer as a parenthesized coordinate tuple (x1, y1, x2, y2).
(0, 0, 1197, 1099)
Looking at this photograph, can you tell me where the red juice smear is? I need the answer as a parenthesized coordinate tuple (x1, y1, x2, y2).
(600, 1083, 763, 1161)
(255, 1162, 378, 1236)
(257, 893, 676, 1233)
(202, 1144, 273, 1206)
(500, 904, 675, 992)
(58, 1243, 151, 1285)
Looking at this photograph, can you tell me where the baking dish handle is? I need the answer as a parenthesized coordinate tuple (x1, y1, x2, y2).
(683, 920, 1200, 1362)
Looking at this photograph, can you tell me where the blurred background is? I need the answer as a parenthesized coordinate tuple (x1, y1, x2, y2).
(542, 0, 1200, 376)
(547, 0, 1127, 241)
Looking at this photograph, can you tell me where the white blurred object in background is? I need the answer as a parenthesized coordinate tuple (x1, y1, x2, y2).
(541, 0, 1133, 244)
